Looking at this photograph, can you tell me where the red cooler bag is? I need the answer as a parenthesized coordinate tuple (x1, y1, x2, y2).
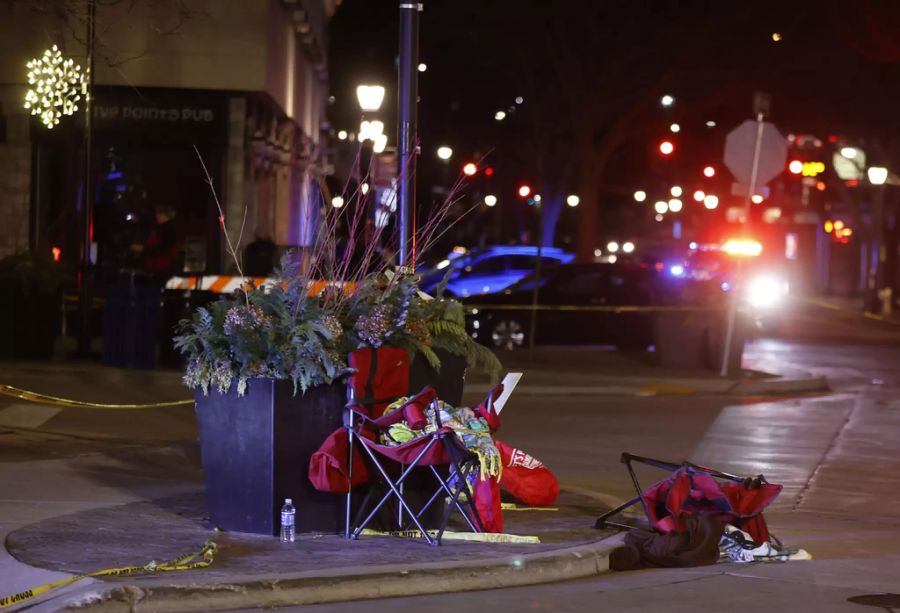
(497, 441, 560, 507)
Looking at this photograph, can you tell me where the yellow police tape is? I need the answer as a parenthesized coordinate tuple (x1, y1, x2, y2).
(0, 540, 216, 610)
(0, 384, 194, 409)
(360, 529, 540, 544)
(500, 503, 558, 512)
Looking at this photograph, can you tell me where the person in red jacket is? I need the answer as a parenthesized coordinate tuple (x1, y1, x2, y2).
(130, 205, 180, 281)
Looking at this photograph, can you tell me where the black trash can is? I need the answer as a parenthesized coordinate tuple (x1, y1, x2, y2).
(102, 272, 161, 369)
(653, 311, 715, 370)
(159, 289, 218, 368)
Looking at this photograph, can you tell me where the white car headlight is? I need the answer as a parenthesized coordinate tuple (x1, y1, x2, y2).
(747, 275, 788, 309)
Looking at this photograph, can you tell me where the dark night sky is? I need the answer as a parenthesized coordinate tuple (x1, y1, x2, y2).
(327, 1, 900, 248)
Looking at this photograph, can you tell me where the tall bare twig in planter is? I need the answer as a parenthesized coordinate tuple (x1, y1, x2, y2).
(193, 144, 249, 307)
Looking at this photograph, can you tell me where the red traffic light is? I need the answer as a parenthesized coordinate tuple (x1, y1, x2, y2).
(517, 184, 532, 198)
(659, 140, 675, 156)
(462, 162, 478, 176)
(484, 166, 494, 176)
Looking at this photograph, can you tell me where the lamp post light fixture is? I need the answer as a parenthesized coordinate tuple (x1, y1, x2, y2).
(660, 94, 675, 107)
(494, 110, 506, 121)
(607, 241, 620, 253)
(841, 147, 858, 159)
(484, 194, 497, 207)
(670, 185, 683, 197)
(566, 194, 580, 207)
(417, 63, 427, 72)
(693, 190, 706, 202)
(356, 84, 385, 112)
(623, 241, 635, 253)
(703, 194, 719, 209)
(533, 194, 542, 203)
(670, 123, 681, 133)
(668, 198, 683, 212)
(372, 133, 387, 153)
(331, 196, 345, 208)
(437, 146, 453, 160)
(337, 130, 348, 140)
(868, 166, 888, 185)
(634, 190, 647, 202)
(654, 200, 669, 214)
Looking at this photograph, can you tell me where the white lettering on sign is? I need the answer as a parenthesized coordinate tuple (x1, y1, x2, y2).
(94, 105, 214, 123)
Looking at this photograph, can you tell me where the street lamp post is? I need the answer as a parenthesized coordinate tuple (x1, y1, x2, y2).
(76, 0, 96, 356)
(868, 166, 888, 313)
(397, 2, 421, 269)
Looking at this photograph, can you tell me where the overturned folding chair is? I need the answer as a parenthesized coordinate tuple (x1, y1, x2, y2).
(344, 385, 488, 546)
(596, 452, 782, 546)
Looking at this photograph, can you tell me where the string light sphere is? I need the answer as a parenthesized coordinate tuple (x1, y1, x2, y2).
(24, 45, 87, 129)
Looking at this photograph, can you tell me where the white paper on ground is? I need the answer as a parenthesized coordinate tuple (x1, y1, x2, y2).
(493, 373, 522, 414)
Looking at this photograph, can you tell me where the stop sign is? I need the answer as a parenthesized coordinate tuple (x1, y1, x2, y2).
(723, 120, 787, 186)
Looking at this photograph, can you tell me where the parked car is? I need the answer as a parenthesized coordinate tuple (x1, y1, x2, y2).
(463, 262, 688, 350)
(419, 246, 575, 298)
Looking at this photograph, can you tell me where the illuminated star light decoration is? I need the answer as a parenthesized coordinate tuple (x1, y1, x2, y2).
(24, 45, 87, 129)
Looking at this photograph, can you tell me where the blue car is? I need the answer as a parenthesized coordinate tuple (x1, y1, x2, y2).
(419, 246, 575, 298)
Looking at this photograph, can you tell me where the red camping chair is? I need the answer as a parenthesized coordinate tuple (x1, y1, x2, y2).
(596, 453, 782, 546)
(344, 385, 492, 546)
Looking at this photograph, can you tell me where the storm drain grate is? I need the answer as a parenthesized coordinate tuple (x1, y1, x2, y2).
(848, 594, 900, 611)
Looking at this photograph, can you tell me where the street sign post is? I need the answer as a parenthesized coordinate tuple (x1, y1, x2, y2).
(719, 112, 787, 376)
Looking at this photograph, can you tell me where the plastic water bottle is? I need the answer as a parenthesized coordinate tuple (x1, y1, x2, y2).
(280, 498, 295, 543)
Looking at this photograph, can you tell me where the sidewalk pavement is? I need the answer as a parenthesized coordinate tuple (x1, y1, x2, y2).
(466, 345, 829, 397)
(4, 489, 622, 612)
(0, 341, 836, 611)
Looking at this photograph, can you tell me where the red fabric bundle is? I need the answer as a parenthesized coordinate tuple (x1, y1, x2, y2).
(308, 428, 370, 494)
(496, 441, 560, 507)
(472, 474, 503, 533)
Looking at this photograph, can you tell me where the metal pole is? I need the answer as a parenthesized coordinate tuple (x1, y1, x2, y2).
(870, 184, 886, 313)
(527, 203, 543, 360)
(77, 0, 96, 356)
(719, 112, 763, 377)
(397, 2, 421, 269)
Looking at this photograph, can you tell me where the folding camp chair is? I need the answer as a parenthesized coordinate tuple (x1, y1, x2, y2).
(595, 452, 782, 546)
(344, 385, 488, 546)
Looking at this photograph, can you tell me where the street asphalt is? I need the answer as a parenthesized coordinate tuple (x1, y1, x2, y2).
(0, 297, 898, 612)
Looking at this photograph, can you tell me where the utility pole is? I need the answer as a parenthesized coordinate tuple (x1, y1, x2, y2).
(76, 0, 96, 356)
(397, 2, 421, 269)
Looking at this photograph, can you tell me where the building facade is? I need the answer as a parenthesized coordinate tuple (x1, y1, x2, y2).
(0, 0, 338, 273)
